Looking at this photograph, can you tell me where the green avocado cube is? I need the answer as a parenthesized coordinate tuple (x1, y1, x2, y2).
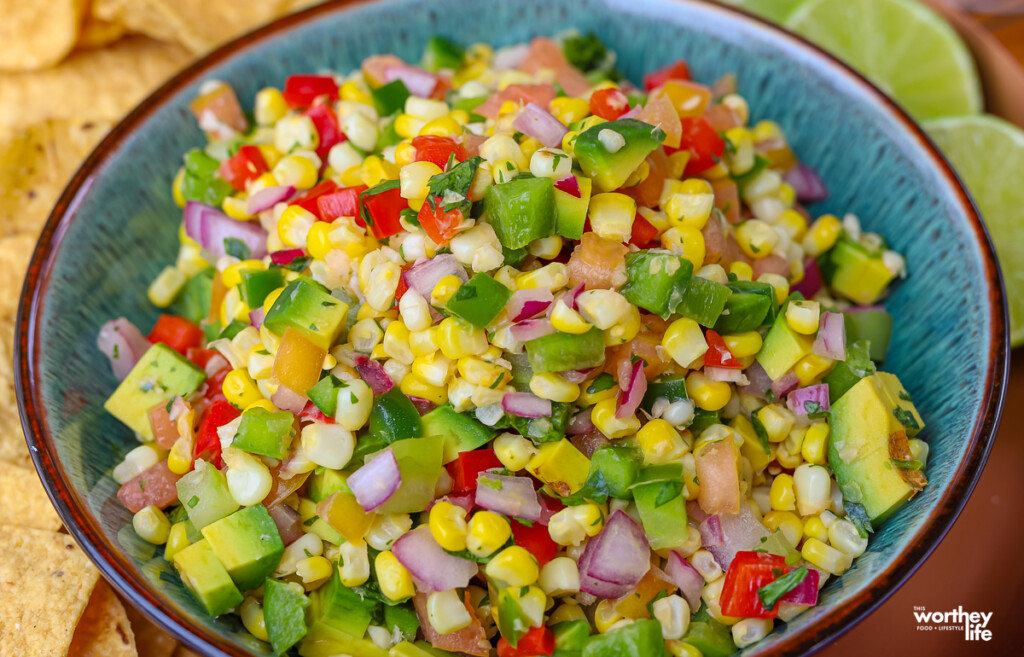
(368, 388, 423, 445)
(422, 404, 498, 464)
(554, 175, 593, 240)
(238, 268, 285, 308)
(822, 238, 897, 305)
(307, 468, 350, 503)
(103, 343, 206, 439)
(306, 567, 375, 643)
(641, 374, 688, 414)
(573, 119, 666, 193)
(632, 478, 688, 550)
(756, 300, 814, 380)
(445, 273, 512, 328)
(376, 434, 445, 514)
(621, 249, 694, 318)
(263, 277, 349, 350)
(264, 579, 310, 655)
(307, 374, 347, 417)
(172, 539, 243, 617)
(201, 505, 285, 592)
(484, 176, 556, 250)
(176, 459, 239, 530)
(525, 327, 606, 374)
(232, 407, 296, 459)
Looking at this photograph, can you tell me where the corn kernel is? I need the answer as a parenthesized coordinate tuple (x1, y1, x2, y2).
(757, 273, 790, 305)
(466, 510, 512, 559)
(729, 261, 753, 281)
(777, 209, 808, 240)
(394, 140, 417, 166)
(164, 522, 191, 562)
(223, 368, 264, 408)
(148, 266, 186, 308)
(240, 597, 271, 642)
(550, 97, 590, 124)
(273, 154, 319, 190)
(133, 505, 170, 545)
(828, 518, 868, 557)
(793, 463, 832, 517)
(686, 372, 731, 411)
(769, 474, 796, 511)
(516, 262, 569, 291)
(595, 599, 624, 634)
(722, 332, 762, 358)
(426, 589, 473, 635)
(429, 501, 469, 552)
(277, 205, 316, 248)
(736, 220, 779, 259)
(591, 398, 641, 439)
(762, 510, 803, 548)
(493, 433, 538, 472)
(400, 161, 443, 200)
(400, 372, 448, 405)
(636, 419, 688, 465)
(255, 87, 288, 126)
(786, 300, 820, 335)
(663, 318, 708, 368)
(458, 357, 509, 388)
(802, 214, 843, 256)
(801, 538, 852, 575)
(589, 192, 637, 242)
(550, 299, 592, 335)
(803, 515, 829, 543)
(539, 557, 581, 597)
(375, 550, 415, 601)
(485, 545, 539, 588)
(437, 317, 488, 359)
(431, 274, 463, 306)
(395, 114, 427, 140)
(801, 423, 830, 465)
(794, 354, 835, 387)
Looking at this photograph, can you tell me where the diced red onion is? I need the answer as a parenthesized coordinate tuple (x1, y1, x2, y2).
(554, 175, 582, 199)
(513, 102, 569, 148)
(781, 567, 820, 606)
(393, 526, 478, 592)
(348, 448, 401, 511)
(771, 371, 800, 398)
(538, 494, 564, 525)
(615, 360, 647, 419)
(510, 318, 554, 343)
(699, 515, 725, 546)
(475, 402, 504, 427)
(579, 510, 652, 598)
(619, 105, 643, 120)
(508, 288, 553, 322)
(384, 64, 438, 97)
(428, 491, 475, 514)
(249, 306, 266, 330)
(686, 500, 709, 524)
(270, 248, 305, 266)
(183, 201, 268, 260)
(493, 43, 530, 70)
(403, 254, 467, 300)
(665, 551, 704, 611)
(792, 257, 824, 298)
(559, 368, 593, 385)
(704, 367, 749, 385)
(97, 318, 151, 380)
(408, 396, 435, 415)
(502, 392, 552, 418)
(267, 504, 304, 546)
(354, 354, 394, 396)
(474, 472, 542, 521)
(787, 384, 831, 416)
(246, 185, 295, 215)
(271, 384, 307, 413)
(567, 283, 585, 311)
(812, 311, 847, 361)
(704, 503, 771, 569)
(567, 407, 595, 435)
(740, 360, 773, 398)
(784, 163, 829, 203)
(848, 304, 886, 313)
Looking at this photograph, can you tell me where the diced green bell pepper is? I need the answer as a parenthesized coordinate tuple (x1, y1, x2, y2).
(506, 401, 573, 445)
(445, 273, 511, 328)
(422, 404, 498, 463)
(526, 327, 606, 374)
(553, 620, 591, 657)
(676, 275, 731, 327)
(685, 607, 738, 657)
(307, 374, 347, 418)
(484, 176, 556, 249)
(368, 388, 423, 444)
(553, 176, 593, 240)
(264, 579, 310, 655)
(632, 472, 688, 550)
(238, 268, 285, 308)
(620, 250, 694, 318)
(581, 619, 664, 657)
(232, 407, 296, 459)
(714, 281, 776, 334)
(385, 603, 421, 640)
(641, 374, 688, 414)
(371, 79, 411, 117)
(307, 468, 350, 503)
(421, 36, 464, 72)
(181, 148, 234, 206)
(170, 267, 214, 324)
(376, 434, 445, 514)
(690, 408, 720, 436)
(588, 441, 641, 499)
(845, 309, 893, 361)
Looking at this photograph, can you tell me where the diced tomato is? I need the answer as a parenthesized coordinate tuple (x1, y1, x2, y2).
(394, 266, 410, 306)
(643, 59, 691, 91)
(218, 145, 269, 192)
(511, 519, 558, 567)
(629, 212, 659, 247)
(704, 330, 742, 368)
(412, 135, 467, 169)
(148, 402, 180, 450)
(185, 347, 220, 370)
(117, 462, 182, 513)
(282, 74, 339, 109)
(519, 38, 591, 97)
(418, 197, 464, 245)
(290, 180, 339, 217)
(702, 212, 727, 265)
(497, 626, 555, 657)
(304, 101, 346, 161)
(676, 117, 726, 176)
(297, 400, 335, 424)
(474, 83, 557, 119)
(317, 185, 367, 222)
(148, 315, 204, 356)
(720, 551, 790, 619)
(620, 149, 669, 208)
(204, 366, 229, 403)
(362, 184, 407, 239)
(189, 84, 248, 137)
(694, 433, 741, 515)
(194, 400, 239, 469)
(414, 592, 491, 657)
(712, 179, 741, 224)
(753, 254, 791, 279)
(589, 88, 630, 121)
(447, 449, 502, 493)
(567, 232, 629, 290)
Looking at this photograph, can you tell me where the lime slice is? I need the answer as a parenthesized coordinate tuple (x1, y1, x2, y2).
(729, 0, 808, 24)
(925, 115, 1024, 345)
(786, 0, 982, 120)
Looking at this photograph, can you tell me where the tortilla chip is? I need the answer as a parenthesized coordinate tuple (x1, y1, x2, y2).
(124, 604, 178, 657)
(0, 0, 88, 71)
(0, 36, 191, 134)
(67, 579, 137, 657)
(0, 461, 61, 531)
(0, 233, 35, 469)
(77, 16, 129, 50)
(0, 526, 100, 657)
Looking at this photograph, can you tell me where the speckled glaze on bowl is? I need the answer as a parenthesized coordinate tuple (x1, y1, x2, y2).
(15, 0, 1008, 654)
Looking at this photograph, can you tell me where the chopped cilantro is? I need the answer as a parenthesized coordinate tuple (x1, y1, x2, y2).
(223, 237, 251, 260)
(756, 566, 808, 611)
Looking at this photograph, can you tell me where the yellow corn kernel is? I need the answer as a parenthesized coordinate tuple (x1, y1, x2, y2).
(223, 368, 264, 408)
(437, 317, 488, 359)
(777, 209, 808, 240)
(594, 599, 624, 634)
(254, 87, 288, 126)
(399, 160, 443, 200)
(394, 140, 417, 166)
(419, 115, 462, 138)
(277, 205, 316, 248)
(383, 321, 414, 366)
(666, 150, 692, 179)
(576, 115, 607, 132)
(762, 510, 803, 548)
(221, 260, 265, 288)
(804, 515, 829, 543)
(736, 220, 779, 259)
(458, 357, 509, 388)
(448, 110, 470, 126)
(666, 641, 704, 657)
(578, 378, 619, 407)
(550, 97, 590, 124)
(636, 419, 688, 464)
(395, 113, 426, 139)
(273, 154, 319, 190)
(685, 372, 731, 411)
(588, 193, 637, 243)
(480, 134, 528, 170)
(550, 603, 587, 626)
(430, 274, 463, 306)
(485, 546, 540, 588)
(409, 327, 440, 357)
(361, 155, 400, 187)
(786, 300, 820, 335)
(245, 398, 277, 414)
(529, 372, 580, 403)
(769, 473, 796, 511)
(722, 332, 762, 358)
(429, 501, 469, 552)
(803, 214, 843, 256)
(544, 301, 590, 338)
(340, 79, 373, 104)
(801, 538, 852, 575)
(794, 354, 835, 387)
(801, 423, 830, 465)
(222, 195, 255, 221)
(529, 235, 564, 260)
(375, 550, 415, 601)
(167, 437, 193, 475)
(591, 398, 641, 439)
(164, 522, 192, 562)
(305, 221, 334, 260)
(754, 404, 795, 442)
(494, 433, 539, 472)
(665, 179, 714, 229)
(466, 510, 512, 559)
(561, 130, 580, 156)
(148, 266, 186, 308)
(240, 597, 270, 642)
(661, 226, 706, 271)
(399, 372, 447, 405)
(663, 317, 708, 368)
(133, 505, 171, 544)
(519, 136, 543, 161)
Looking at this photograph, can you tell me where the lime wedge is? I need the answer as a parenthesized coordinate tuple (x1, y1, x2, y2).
(786, 0, 982, 120)
(925, 115, 1024, 345)
(729, 0, 808, 24)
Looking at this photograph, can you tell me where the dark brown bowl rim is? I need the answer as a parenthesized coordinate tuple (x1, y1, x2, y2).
(14, 0, 1009, 655)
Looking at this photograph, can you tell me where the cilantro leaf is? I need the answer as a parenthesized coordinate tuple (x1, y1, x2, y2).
(756, 566, 808, 611)
(223, 237, 251, 260)
(427, 156, 484, 215)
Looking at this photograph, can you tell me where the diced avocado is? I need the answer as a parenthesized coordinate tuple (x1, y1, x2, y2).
(822, 340, 875, 402)
(306, 567, 375, 644)
(298, 497, 344, 545)
(238, 268, 285, 308)
(176, 459, 239, 530)
(422, 404, 497, 464)
(376, 434, 445, 514)
(756, 302, 814, 380)
(828, 372, 926, 525)
(526, 327, 606, 374)
(232, 407, 296, 459)
(368, 388, 423, 444)
(421, 36, 464, 72)
(172, 539, 243, 617)
(714, 281, 776, 334)
(620, 250, 693, 318)
(308, 468, 350, 503)
(445, 273, 511, 328)
(264, 578, 310, 655)
(484, 176, 556, 249)
(553, 619, 591, 655)
(731, 415, 771, 473)
(103, 343, 206, 439)
(201, 505, 284, 592)
(307, 374, 347, 417)
(371, 79, 410, 117)
(264, 277, 349, 350)
(298, 637, 388, 657)
(845, 309, 893, 361)
(632, 478, 688, 550)
(588, 441, 641, 499)
(554, 176, 593, 240)
(573, 119, 666, 192)
(676, 275, 731, 327)
(822, 238, 896, 305)
(641, 374, 688, 414)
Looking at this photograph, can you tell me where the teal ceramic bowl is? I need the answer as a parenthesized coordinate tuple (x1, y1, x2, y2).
(16, 0, 1008, 654)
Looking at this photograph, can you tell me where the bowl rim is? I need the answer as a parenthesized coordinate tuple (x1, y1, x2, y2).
(14, 0, 1009, 655)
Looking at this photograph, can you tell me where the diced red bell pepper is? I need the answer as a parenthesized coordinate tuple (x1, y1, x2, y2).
(719, 551, 789, 619)
(218, 145, 269, 192)
(418, 197, 465, 245)
(298, 400, 335, 424)
(704, 329, 742, 369)
(186, 347, 220, 370)
(304, 101, 346, 161)
(412, 135, 467, 169)
(362, 183, 407, 240)
(643, 59, 691, 91)
(148, 315, 204, 356)
(629, 212, 659, 247)
(675, 117, 726, 176)
(290, 179, 339, 217)
(589, 88, 630, 121)
(511, 519, 558, 567)
(394, 265, 411, 306)
(447, 449, 502, 493)
(317, 185, 367, 222)
(282, 74, 339, 109)
(194, 400, 239, 469)
(497, 626, 555, 657)
(204, 366, 229, 403)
